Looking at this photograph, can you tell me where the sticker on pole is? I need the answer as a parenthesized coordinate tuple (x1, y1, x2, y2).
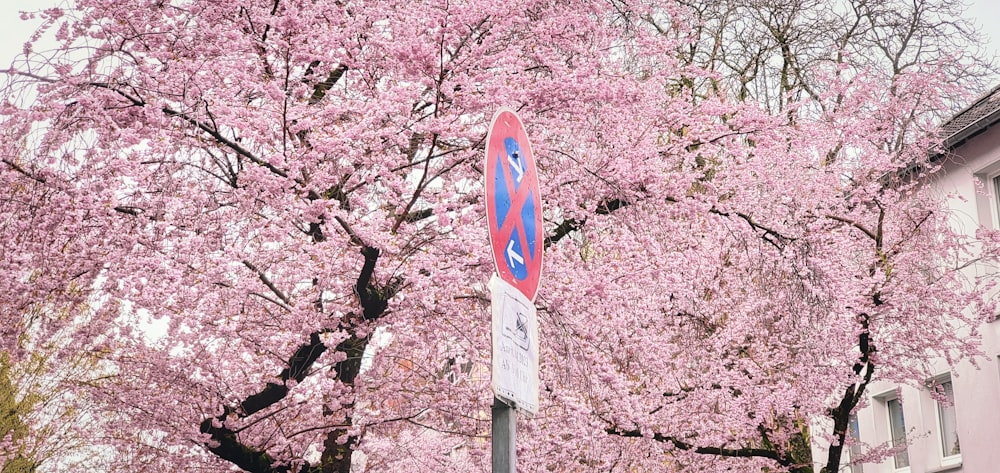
(490, 275, 539, 416)
(485, 108, 543, 302)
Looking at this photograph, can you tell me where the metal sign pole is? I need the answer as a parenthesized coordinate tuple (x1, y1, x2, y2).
(492, 397, 516, 473)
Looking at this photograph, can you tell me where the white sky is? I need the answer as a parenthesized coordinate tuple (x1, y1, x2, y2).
(967, 0, 1000, 65)
(0, 3, 51, 66)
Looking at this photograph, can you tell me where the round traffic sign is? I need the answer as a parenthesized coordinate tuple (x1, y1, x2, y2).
(485, 108, 543, 301)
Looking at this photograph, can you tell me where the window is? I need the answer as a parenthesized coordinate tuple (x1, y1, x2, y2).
(985, 171, 1000, 228)
(994, 174, 1000, 224)
(993, 174, 1000, 226)
(971, 170, 1000, 320)
(886, 397, 909, 469)
(935, 379, 961, 459)
(848, 413, 864, 473)
(972, 165, 1000, 230)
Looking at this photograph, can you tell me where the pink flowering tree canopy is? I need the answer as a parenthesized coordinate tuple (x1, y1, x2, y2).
(1, 0, 996, 472)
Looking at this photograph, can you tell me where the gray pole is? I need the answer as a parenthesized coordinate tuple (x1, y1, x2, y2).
(492, 397, 516, 473)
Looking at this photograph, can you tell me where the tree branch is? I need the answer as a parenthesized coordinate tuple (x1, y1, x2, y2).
(243, 260, 292, 308)
(824, 214, 877, 241)
(392, 133, 439, 234)
(202, 240, 393, 473)
(823, 305, 878, 473)
(308, 64, 348, 105)
(605, 426, 789, 466)
(710, 206, 793, 249)
(2, 159, 45, 183)
(82, 80, 290, 179)
(333, 215, 368, 248)
(544, 217, 583, 248)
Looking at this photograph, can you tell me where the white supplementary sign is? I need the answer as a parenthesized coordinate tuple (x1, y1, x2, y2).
(490, 275, 539, 416)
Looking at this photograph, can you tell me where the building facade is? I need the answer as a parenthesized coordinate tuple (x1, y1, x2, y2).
(838, 86, 1000, 473)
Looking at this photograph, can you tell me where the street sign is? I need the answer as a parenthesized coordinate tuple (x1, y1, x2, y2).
(490, 275, 539, 416)
(485, 108, 543, 302)
(485, 109, 543, 468)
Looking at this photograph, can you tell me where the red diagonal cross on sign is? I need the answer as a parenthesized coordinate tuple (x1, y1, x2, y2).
(485, 109, 543, 301)
(496, 152, 536, 249)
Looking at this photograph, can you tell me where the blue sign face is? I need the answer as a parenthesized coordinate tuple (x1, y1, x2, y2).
(493, 138, 537, 281)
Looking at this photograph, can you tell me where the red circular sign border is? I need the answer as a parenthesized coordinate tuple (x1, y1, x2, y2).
(484, 108, 543, 301)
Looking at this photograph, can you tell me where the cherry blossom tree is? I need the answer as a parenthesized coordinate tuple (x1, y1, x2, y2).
(1, 1, 996, 472)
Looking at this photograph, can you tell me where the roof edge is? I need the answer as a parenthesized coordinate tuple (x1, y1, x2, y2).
(941, 83, 1000, 150)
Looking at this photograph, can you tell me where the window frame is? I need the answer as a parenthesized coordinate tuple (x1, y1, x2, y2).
(930, 377, 961, 465)
(971, 162, 1000, 231)
(992, 173, 1000, 228)
(874, 389, 911, 472)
